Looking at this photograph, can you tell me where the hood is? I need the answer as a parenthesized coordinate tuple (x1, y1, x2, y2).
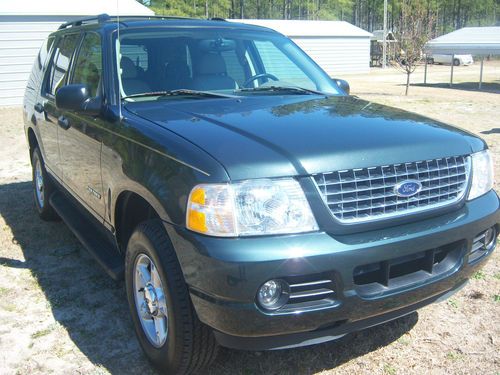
(125, 95, 484, 181)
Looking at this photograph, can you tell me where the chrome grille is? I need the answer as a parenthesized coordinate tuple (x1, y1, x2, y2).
(313, 155, 471, 223)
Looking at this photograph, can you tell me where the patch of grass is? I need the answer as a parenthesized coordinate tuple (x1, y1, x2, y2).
(383, 363, 397, 375)
(446, 351, 463, 361)
(494, 295, 500, 302)
(472, 271, 486, 280)
(0, 286, 9, 296)
(493, 273, 500, 280)
(448, 299, 459, 308)
(397, 335, 411, 346)
(1, 303, 17, 312)
(89, 365, 111, 375)
(31, 326, 55, 339)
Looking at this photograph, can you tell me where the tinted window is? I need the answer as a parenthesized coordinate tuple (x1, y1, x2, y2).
(45, 33, 79, 96)
(72, 33, 102, 97)
(121, 43, 148, 71)
(220, 49, 247, 87)
(26, 37, 55, 93)
(253, 40, 310, 87)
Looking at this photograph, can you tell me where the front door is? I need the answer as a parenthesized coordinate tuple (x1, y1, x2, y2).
(57, 31, 106, 219)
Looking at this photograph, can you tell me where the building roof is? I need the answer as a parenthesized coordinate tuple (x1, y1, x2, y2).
(425, 27, 500, 55)
(229, 19, 372, 38)
(0, 0, 154, 16)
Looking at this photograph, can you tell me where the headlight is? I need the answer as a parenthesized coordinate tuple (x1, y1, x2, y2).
(186, 178, 318, 237)
(468, 150, 494, 200)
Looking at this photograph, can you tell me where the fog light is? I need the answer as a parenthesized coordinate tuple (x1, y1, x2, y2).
(257, 279, 289, 310)
(484, 227, 497, 251)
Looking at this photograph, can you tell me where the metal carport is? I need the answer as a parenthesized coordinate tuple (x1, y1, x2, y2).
(424, 27, 500, 89)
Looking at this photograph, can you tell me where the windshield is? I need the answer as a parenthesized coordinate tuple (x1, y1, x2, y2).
(115, 27, 341, 100)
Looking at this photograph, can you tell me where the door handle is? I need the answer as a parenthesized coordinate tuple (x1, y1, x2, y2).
(34, 103, 44, 113)
(57, 116, 70, 130)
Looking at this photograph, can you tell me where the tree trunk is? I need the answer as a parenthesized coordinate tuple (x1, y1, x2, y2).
(405, 71, 410, 96)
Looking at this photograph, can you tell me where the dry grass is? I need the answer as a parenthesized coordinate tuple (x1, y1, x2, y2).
(0, 61, 499, 375)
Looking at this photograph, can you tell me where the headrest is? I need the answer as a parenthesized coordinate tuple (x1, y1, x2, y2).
(197, 53, 226, 75)
(120, 56, 137, 79)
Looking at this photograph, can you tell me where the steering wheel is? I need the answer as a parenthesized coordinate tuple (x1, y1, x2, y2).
(243, 73, 279, 88)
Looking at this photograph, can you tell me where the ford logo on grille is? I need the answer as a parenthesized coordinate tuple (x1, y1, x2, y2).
(394, 180, 422, 198)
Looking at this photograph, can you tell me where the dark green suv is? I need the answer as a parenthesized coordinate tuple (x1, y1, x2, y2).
(23, 14, 498, 374)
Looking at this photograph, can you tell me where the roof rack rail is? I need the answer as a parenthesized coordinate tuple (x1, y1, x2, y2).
(58, 13, 111, 30)
(209, 17, 227, 21)
(109, 15, 196, 21)
(58, 14, 205, 30)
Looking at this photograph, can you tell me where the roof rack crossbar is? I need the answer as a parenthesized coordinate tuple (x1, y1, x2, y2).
(58, 13, 111, 30)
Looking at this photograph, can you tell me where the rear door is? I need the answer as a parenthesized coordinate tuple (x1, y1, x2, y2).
(57, 31, 106, 219)
(37, 33, 80, 179)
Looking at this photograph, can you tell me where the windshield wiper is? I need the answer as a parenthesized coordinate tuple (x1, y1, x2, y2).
(236, 85, 327, 96)
(122, 89, 239, 100)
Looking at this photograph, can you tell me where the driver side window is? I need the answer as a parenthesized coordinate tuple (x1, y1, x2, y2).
(71, 32, 102, 97)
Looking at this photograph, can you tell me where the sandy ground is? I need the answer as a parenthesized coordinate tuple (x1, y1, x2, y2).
(0, 61, 499, 375)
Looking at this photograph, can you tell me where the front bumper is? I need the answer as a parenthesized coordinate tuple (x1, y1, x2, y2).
(165, 190, 499, 349)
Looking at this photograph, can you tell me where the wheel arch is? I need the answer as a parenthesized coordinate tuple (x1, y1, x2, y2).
(27, 126, 39, 162)
(113, 189, 166, 252)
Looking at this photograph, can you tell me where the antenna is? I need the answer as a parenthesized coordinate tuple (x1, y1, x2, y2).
(117, 0, 123, 120)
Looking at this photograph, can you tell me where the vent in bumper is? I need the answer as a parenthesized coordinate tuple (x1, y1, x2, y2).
(469, 228, 497, 263)
(275, 274, 338, 314)
(313, 155, 471, 224)
(353, 241, 464, 297)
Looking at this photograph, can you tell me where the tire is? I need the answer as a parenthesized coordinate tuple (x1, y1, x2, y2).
(453, 58, 460, 66)
(125, 220, 218, 374)
(428, 58, 434, 64)
(31, 147, 58, 221)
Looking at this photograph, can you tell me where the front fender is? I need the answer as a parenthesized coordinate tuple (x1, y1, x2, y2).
(100, 110, 229, 227)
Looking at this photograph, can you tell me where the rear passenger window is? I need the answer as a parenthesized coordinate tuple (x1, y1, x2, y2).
(27, 37, 55, 93)
(71, 32, 102, 97)
(45, 33, 79, 97)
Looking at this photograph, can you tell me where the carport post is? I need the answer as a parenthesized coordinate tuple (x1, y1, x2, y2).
(479, 56, 484, 89)
(449, 54, 455, 87)
(424, 54, 428, 84)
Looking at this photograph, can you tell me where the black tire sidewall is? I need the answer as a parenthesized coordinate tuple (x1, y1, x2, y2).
(31, 147, 56, 219)
(453, 58, 460, 66)
(125, 223, 188, 373)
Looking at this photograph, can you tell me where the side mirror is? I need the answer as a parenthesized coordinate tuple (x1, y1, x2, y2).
(55, 84, 101, 115)
(333, 78, 350, 95)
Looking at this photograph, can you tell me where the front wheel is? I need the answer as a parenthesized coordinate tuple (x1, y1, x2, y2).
(453, 58, 460, 66)
(125, 220, 218, 374)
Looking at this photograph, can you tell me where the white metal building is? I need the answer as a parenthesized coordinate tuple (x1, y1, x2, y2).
(0, 0, 154, 106)
(231, 19, 372, 77)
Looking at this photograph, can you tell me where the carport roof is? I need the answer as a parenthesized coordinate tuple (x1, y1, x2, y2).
(425, 27, 500, 55)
